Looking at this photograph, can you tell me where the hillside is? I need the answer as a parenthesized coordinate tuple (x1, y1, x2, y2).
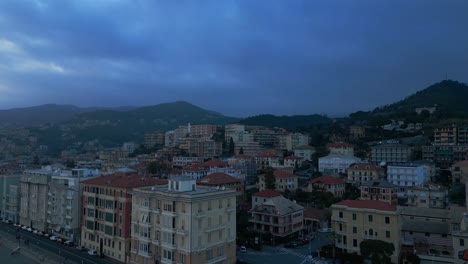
(238, 114, 331, 131)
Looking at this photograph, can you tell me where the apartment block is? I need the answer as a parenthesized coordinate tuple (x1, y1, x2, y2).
(318, 154, 361, 175)
(286, 133, 309, 151)
(434, 126, 458, 145)
(327, 143, 354, 156)
(130, 177, 237, 264)
(347, 163, 385, 186)
(257, 169, 298, 192)
(144, 131, 165, 148)
(307, 175, 346, 198)
(81, 173, 167, 262)
(0, 173, 21, 220)
(4, 184, 20, 223)
(387, 162, 435, 187)
(331, 200, 400, 264)
(406, 184, 448, 209)
(293, 145, 316, 161)
(360, 180, 398, 205)
(452, 160, 468, 183)
(371, 143, 412, 164)
(189, 124, 217, 138)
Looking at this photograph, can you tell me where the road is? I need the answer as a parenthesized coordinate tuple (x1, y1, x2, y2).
(0, 221, 118, 264)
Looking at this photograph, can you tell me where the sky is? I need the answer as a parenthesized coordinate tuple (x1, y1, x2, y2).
(0, 0, 467, 117)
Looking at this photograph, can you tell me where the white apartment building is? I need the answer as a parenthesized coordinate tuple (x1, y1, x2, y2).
(387, 162, 435, 187)
(319, 155, 362, 174)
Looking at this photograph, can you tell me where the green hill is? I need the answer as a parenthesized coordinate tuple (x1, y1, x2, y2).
(238, 114, 331, 131)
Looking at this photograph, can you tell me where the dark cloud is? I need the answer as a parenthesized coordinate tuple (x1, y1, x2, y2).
(0, 0, 467, 117)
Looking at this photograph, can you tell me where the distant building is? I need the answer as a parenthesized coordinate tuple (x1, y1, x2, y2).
(257, 169, 298, 192)
(422, 144, 468, 169)
(349, 125, 365, 139)
(0, 173, 21, 221)
(415, 107, 436, 115)
(371, 143, 413, 164)
(197, 172, 244, 193)
(327, 143, 354, 156)
(172, 157, 205, 167)
(4, 184, 20, 223)
(451, 160, 468, 183)
(122, 142, 136, 154)
(189, 124, 217, 138)
(286, 133, 309, 151)
(435, 126, 458, 145)
(347, 163, 386, 186)
(293, 145, 316, 161)
(318, 154, 361, 175)
(144, 131, 165, 148)
(252, 189, 282, 209)
(406, 183, 449, 209)
(387, 162, 435, 187)
(255, 149, 284, 170)
(360, 180, 398, 205)
(307, 175, 346, 198)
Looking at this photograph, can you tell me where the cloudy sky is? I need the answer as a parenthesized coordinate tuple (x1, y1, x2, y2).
(0, 0, 467, 117)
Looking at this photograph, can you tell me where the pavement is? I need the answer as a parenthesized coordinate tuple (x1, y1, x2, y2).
(0, 221, 118, 264)
(238, 231, 334, 264)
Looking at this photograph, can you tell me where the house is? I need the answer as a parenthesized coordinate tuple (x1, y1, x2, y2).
(257, 169, 298, 192)
(307, 175, 346, 198)
(451, 160, 468, 183)
(249, 196, 304, 242)
(318, 154, 361, 175)
(197, 172, 244, 193)
(406, 183, 449, 209)
(347, 163, 386, 185)
(130, 177, 237, 264)
(284, 156, 303, 168)
(331, 200, 400, 264)
(387, 162, 436, 187)
(327, 143, 354, 156)
(293, 145, 316, 161)
(252, 189, 282, 208)
(255, 149, 284, 170)
(360, 180, 398, 205)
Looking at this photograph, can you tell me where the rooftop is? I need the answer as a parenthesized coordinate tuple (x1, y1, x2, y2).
(253, 189, 282, 198)
(273, 169, 296, 179)
(197, 172, 242, 186)
(251, 196, 303, 215)
(309, 175, 345, 185)
(333, 200, 397, 212)
(199, 159, 229, 168)
(81, 172, 167, 188)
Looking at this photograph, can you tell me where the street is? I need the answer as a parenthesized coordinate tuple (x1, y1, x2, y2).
(0, 221, 117, 264)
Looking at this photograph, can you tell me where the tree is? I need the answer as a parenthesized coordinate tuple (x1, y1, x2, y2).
(239, 147, 244, 155)
(229, 137, 235, 156)
(449, 183, 466, 205)
(65, 159, 76, 168)
(264, 167, 276, 190)
(359, 239, 395, 264)
(147, 161, 170, 174)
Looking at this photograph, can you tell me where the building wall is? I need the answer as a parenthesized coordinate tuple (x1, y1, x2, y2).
(371, 144, 412, 164)
(19, 173, 50, 231)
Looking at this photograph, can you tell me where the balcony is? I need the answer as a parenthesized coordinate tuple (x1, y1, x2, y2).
(47, 201, 54, 206)
(65, 215, 72, 220)
(176, 228, 188, 236)
(48, 192, 55, 197)
(138, 251, 153, 258)
(331, 217, 347, 222)
(162, 210, 176, 217)
(66, 195, 73, 200)
(205, 224, 226, 233)
(66, 205, 72, 210)
(195, 210, 206, 218)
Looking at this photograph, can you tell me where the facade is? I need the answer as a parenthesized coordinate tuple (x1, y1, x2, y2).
(318, 155, 361, 175)
(422, 144, 468, 169)
(20, 168, 55, 231)
(293, 145, 316, 161)
(189, 124, 217, 138)
(434, 126, 458, 145)
(452, 160, 468, 183)
(0, 173, 21, 220)
(360, 180, 398, 205)
(4, 184, 20, 223)
(327, 143, 354, 156)
(371, 143, 412, 164)
(130, 177, 237, 264)
(330, 200, 400, 264)
(81, 173, 167, 262)
(249, 196, 304, 240)
(347, 163, 385, 186)
(227, 155, 257, 185)
(387, 162, 435, 187)
(286, 133, 309, 151)
(406, 184, 449, 209)
(283, 156, 303, 168)
(255, 149, 284, 170)
(144, 131, 165, 148)
(307, 175, 346, 198)
(257, 169, 298, 192)
(234, 141, 264, 156)
(224, 124, 246, 143)
(349, 126, 365, 139)
(251, 189, 282, 209)
(172, 157, 205, 167)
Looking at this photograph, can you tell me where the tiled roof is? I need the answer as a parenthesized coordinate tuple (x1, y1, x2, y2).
(81, 173, 167, 188)
(303, 207, 327, 219)
(348, 163, 384, 171)
(233, 154, 252, 159)
(251, 196, 303, 215)
(197, 172, 242, 186)
(273, 169, 296, 179)
(199, 160, 228, 168)
(327, 142, 353, 148)
(308, 175, 345, 185)
(253, 189, 282, 198)
(284, 156, 303, 160)
(333, 200, 397, 212)
(256, 149, 283, 158)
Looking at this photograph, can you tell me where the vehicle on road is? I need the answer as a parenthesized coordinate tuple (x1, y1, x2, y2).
(76, 246, 87, 251)
(27, 227, 33, 232)
(50, 236, 58, 241)
(21, 225, 27, 230)
(57, 238, 65, 244)
(64, 241, 75, 247)
(88, 250, 98, 256)
(240, 246, 247, 253)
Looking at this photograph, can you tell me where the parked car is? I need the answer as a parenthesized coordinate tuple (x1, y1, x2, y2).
(57, 238, 65, 244)
(27, 227, 33, 232)
(64, 241, 75, 247)
(44, 233, 51, 238)
(76, 246, 87, 251)
(21, 226, 27, 230)
(88, 250, 98, 256)
(50, 236, 58, 241)
(240, 246, 247, 253)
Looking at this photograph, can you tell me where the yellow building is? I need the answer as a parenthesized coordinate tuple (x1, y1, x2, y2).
(130, 176, 237, 264)
(257, 169, 298, 192)
(331, 200, 400, 263)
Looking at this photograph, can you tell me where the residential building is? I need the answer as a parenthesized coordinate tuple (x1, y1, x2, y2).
(234, 141, 264, 156)
(415, 107, 436, 115)
(283, 156, 303, 168)
(434, 126, 458, 145)
(387, 162, 435, 187)
(122, 142, 136, 154)
(347, 163, 385, 186)
(422, 144, 468, 169)
(285, 133, 309, 151)
(307, 175, 346, 198)
(257, 169, 298, 192)
(197, 172, 244, 193)
(255, 149, 284, 170)
(189, 124, 217, 138)
(452, 160, 468, 183)
(459, 126, 468, 145)
(318, 154, 361, 175)
(144, 131, 165, 148)
(172, 157, 205, 167)
(249, 196, 303, 242)
(451, 210, 468, 263)
(130, 177, 237, 264)
(330, 200, 400, 264)
(227, 154, 257, 185)
(360, 180, 398, 205)
(251, 189, 282, 209)
(400, 206, 456, 263)
(4, 184, 20, 223)
(371, 143, 413, 164)
(0, 173, 21, 220)
(186, 139, 223, 158)
(81, 173, 167, 263)
(224, 124, 246, 143)
(349, 126, 365, 139)
(165, 126, 189, 148)
(250, 127, 277, 147)
(327, 143, 354, 156)
(406, 183, 449, 209)
(293, 145, 316, 161)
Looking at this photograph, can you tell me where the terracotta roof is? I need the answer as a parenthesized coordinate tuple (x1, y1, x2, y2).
(284, 155, 303, 160)
(308, 175, 345, 185)
(333, 200, 397, 212)
(327, 142, 353, 148)
(303, 207, 327, 219)
(253, 189, 282, 198)
(233, 154, 252, 159)
(197, 172, 242, 186)
(256, 149, 283, 158)
(182, 164, 208, 171)
(81, 173, 167, 188)
(273, 169, 296, 179)
(348, 163, 384, 171)
(199, 160, 228, 168)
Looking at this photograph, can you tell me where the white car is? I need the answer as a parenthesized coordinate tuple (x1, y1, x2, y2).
(21, 226, 27, 230)
(88, 250, 98, 256)
(240, 246, 247, 253)
(50, 236, 58, 241)
(27, 227, 33, 232)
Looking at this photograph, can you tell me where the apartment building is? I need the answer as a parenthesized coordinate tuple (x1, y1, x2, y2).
(0, 173, 21, 220)
(284, 156, 303, 168)
(318, 154, 361, 175)
(224, 124, 246, 143)
(255, 149, 284, 170)
(4, 184, 20, 223)
(293, 145, 316, 161)
(422, 144, 468, 169)
(307, 175, 346, 198)
(360, 180, 398, 205)
(452, 160, 468, 183)
(81, 173, 167, 262)
(406, 184, 449, 209)
(144, 131, 165, 148)
(327, 143, 354, 156)
(371, 143, 412, 164)
(251, 189, 282, 208)
(286, 133, 309, 151)
(249, 196, 303, 242)
(257, 169, 298, 192)
(172, 157, 205, 167)
(189, 124, 217, 138)
(130, 176, 237, 264)
(387, 162, 435, 187)
(347, 163, 385, 185)
(227, 154, 257, 184)
(197, 172, 244, 193)
(349, 125, 365, 139)
(19, 168, 54, 231)
(434, 126, 458, 145)
(330, 200, 400, 264)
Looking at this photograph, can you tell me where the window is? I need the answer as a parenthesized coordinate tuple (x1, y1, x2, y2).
(352, 214, 356, 220)
(368, 215, 373, 222)
(385, 217, 390, 224)
(218, 245, 224, 256)
(353, 239, 357, 247)
(460, 239, 465, 246)
(206, 249, 213, 260)
(386, 231, 390, 238)
(353, 227, 357, 234)
(339, 212, 343, 218)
